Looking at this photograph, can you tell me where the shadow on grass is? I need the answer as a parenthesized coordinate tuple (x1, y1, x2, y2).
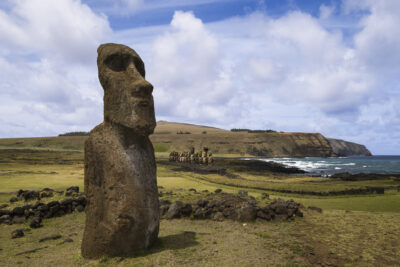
(133, 231, 199, 257)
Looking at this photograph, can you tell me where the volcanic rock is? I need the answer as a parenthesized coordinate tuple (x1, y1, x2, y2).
(11, 229, 24, 239)
(81, 43, 159, 258)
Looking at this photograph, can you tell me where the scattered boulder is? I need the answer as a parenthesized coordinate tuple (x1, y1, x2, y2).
(65, 186, 79, 196)
(12, 206, 25, 216)
(0, 203, 9, 209)
(197, 199, 209, 207)
(29, 216, 42, 229)
(9, 197, 18, 203)
(257, 209, 272, 221)
(166, 201, 185, 219)
(39, 234, 62, 242)
(18, 190, 40, 201)
(215, 189, 222, 193)
(180, 203, 193, 217)
(76, 205, 84, 212)
(40, 191, 53, 198)
(12, 215, 26, 224)
(213, 212, 225, 221)
(238, 204, 257, 222)
(0, 215, 11, 225)
(11, 229, 25, 239)
(0, 209, 11, 216)
(58, 238, 73, 245)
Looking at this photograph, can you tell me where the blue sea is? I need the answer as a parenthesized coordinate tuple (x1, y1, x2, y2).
(255, 156, 400, 175)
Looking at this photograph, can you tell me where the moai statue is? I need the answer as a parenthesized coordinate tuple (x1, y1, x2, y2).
(190, 147, 195, 155)
(82, 43, 159, 258)
(203, 147, 209, 157)
(208, 152, 213, 164)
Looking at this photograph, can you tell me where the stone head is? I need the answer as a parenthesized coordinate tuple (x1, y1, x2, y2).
(97, 43, 155, 135)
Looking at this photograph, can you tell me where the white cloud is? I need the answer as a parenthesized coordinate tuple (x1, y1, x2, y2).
(1, 0, 399, 154)
(319, 4, 335, 19)
(0, 0, 109, 137)
(149, 11, 231, 123)
(141, 6, 399, 154)
(0, 0, 110, 64)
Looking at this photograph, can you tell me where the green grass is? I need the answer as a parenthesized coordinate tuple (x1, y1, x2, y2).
(153, 143, 169, 152)
(1, 147, 400, 266)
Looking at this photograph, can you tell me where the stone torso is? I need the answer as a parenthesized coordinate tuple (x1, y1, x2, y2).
(81, 122, 159, 258)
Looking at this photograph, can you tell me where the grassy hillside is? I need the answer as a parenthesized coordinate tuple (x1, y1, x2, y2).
(0, 121, 337, 157)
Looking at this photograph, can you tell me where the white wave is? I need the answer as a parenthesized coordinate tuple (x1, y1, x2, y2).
(334, 167, 342, 170)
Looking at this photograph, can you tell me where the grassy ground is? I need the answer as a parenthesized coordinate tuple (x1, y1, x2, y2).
(1, 148, 400, 266)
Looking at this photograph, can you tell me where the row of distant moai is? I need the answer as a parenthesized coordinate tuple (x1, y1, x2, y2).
(169, 147, 214, 164)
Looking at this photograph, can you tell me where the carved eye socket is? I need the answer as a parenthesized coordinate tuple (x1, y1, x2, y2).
(104, 53, 146, 77)
(133, 57, 146, 77)
(104, 54, 130, 72)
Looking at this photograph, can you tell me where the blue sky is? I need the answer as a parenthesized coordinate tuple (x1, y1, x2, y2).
(0, 0, 399, 155)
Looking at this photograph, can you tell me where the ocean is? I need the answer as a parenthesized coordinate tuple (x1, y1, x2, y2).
(253, 156, 400, 175)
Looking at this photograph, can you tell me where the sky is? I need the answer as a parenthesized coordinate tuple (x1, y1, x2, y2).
(0, 0, 399, 155)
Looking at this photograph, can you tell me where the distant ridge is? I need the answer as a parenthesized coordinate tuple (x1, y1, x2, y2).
(0, 121, 372, 157)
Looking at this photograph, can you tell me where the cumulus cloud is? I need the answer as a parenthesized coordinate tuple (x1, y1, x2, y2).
(147, 10, 371, 122)
(149, 11, 232, 123)
(0, 0, 110, 137)
(141, 5, 399, 154)
(1, 0, 399, 154)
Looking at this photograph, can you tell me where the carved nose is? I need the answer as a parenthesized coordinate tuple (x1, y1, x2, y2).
(132, 80, 153, 98)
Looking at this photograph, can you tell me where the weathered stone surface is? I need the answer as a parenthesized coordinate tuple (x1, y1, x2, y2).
(238, 204, 257, 222)
(39, 234, 62, 242)
(159, 192, 303, 223)
(12, 215, 26, 224)
(30, 216, 42, 229)
(0, 215, 11, 225)
(81, 43, 159, 258)
(166, 201, 185, 219)
(11, 229, 24, 239)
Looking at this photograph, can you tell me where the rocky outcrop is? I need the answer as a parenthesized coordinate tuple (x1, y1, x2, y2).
(159, 193, 303, 222)
(0, 187, 86, 227)
(327, 138, 372, 156)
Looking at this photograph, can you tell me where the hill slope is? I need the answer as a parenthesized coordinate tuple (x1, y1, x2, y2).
(0, 121, 371, 157)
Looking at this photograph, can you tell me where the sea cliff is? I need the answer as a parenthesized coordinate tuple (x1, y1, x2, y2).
(327, 138, 372, 156)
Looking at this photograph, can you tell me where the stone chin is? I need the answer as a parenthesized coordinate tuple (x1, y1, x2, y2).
(105, 107, 156, 135)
